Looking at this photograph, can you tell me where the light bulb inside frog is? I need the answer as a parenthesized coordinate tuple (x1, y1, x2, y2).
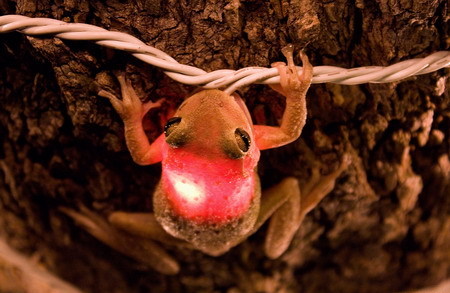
(154, 90, 261, 256)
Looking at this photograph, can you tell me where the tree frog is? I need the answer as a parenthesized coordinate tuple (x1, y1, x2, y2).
(62, 45, 350, 275)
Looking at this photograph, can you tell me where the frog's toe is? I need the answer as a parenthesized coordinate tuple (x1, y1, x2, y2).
(142, 98, 165, 116)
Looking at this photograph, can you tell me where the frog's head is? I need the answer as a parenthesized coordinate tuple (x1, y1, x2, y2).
(163, 89, 256, 160)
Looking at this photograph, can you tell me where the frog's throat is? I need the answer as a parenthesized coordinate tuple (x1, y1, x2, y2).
(153, 173, 261, 256)
(160, 161, 256, 223)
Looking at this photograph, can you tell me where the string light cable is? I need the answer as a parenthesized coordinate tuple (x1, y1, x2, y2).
(1, 15, 449, 94)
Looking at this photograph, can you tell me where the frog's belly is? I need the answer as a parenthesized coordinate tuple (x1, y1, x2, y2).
(153, 171, 261, 256)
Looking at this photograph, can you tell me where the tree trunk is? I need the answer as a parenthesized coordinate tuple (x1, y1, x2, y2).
(0, 1, 449, 292)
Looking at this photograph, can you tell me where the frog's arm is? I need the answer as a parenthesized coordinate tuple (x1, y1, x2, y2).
(99, 74, 164, 165)
(254, 46, 313, 150)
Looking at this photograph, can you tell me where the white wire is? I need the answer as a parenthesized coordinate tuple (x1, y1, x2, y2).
(1, 15, 449, 94)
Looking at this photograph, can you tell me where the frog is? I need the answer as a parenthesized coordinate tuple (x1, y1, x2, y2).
(61, 45, 350, 275)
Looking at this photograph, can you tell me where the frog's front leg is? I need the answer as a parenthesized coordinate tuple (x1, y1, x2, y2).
(60, 206, 180, 274)
(98, 73, 164, 165)
(254, 44, 313, 150)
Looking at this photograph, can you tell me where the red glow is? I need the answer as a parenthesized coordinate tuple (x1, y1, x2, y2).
(160, 144, 260, 223)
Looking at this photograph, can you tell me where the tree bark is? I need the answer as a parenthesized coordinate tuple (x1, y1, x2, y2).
(0, 1, 449, 292)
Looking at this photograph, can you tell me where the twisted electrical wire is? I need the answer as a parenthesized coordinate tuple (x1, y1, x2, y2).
(1, 15, 449, 94)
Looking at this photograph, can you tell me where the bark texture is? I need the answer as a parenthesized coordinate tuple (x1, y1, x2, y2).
(0, 0, 449, 292)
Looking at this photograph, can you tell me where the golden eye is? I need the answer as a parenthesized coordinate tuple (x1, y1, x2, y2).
(164, 117, 182, 137)
(234, 128, 250, 153)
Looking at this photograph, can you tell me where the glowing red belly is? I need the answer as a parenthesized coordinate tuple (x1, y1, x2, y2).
(161, 150, 257, 223)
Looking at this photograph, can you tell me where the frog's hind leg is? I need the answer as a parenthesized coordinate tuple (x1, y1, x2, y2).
(59, 206, 179, 275)
(260, 177, 302, 259)
(108, 211, 191, 248)
(262, 154, 351, 259)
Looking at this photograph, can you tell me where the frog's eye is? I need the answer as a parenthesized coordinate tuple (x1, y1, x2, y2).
(234, 128, 250, 153)
(164, 117, 182, 137)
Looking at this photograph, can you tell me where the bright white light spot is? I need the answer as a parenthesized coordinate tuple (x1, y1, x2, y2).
(170, 172, 205, 206)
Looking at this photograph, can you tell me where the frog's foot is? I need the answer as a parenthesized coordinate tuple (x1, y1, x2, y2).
(59, 205, 179, 275)
(98, 73, 163, 123)
(270, 44, 313, 97)
(300, 153, 351, 216)
(261, 154, 351, 259)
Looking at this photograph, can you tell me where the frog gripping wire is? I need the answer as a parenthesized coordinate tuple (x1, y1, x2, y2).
(1, 15, 449, 94)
